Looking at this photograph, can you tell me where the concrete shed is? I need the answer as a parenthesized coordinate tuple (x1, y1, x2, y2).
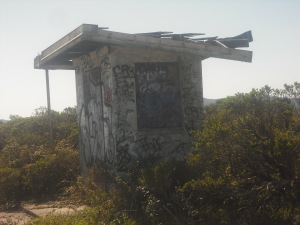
(34, 24, 253, 174)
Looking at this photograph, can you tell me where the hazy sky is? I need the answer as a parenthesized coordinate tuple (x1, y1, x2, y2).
(0, 0, 299, 120)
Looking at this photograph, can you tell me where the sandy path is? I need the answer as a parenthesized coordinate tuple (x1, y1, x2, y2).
(0, 202, 86, 224)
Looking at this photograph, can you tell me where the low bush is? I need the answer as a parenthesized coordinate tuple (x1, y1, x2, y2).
(0, 167, 21, 204)
(0, 107, 80, 204)
(23, 141, 80, 198)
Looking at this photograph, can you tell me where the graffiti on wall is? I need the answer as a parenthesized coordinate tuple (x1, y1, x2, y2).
(113, 64, 136, 170)
(113, 65, 135, 102)
(80, 54, 94, 72)
(76, 51, 202, 172)
(135, 62, 182, 129)
(79, 56, 115, 168)
(79, 68, 105, 167)
(99, 57, 114, 165)
(181, 57, 203, 132)
(134, 136, 186, 161)
(113, 61, 191, 171)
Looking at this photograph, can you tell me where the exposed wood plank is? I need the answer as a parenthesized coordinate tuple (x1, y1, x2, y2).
(161, 33, 205, 37)
(192, 36, 218, 41)
(214, 40, 229, 48)
(136, 31, 173, 37)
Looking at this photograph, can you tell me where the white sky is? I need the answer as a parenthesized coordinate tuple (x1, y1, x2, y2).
(0, 0, 299, 120)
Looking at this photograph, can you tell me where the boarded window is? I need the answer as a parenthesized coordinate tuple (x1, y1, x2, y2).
(135, 62, 182, 129)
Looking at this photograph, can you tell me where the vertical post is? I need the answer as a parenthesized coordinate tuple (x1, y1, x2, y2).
(45, 69, 53, 142)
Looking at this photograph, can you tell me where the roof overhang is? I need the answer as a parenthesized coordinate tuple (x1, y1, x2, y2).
(34, 24, 253, 70)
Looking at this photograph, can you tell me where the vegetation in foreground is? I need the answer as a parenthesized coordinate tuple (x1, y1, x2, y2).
(0, 107, 80, 206)
(0, 83, 299, 225)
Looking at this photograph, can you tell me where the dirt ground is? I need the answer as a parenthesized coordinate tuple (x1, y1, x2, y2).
(0, 202, 86, 225)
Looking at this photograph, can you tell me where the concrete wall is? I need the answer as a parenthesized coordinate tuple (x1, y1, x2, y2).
(73, 46, 203, 174)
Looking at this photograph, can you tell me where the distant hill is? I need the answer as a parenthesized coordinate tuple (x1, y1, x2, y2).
(204, 98, 219, 105)
(0, 119, 9, 123)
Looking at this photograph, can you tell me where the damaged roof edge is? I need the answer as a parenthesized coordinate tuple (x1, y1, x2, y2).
(34, 24, 253, 70)
(34, 24, 98, 70)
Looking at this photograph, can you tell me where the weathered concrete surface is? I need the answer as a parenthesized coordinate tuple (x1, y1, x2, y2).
(73, 46, 204, 174)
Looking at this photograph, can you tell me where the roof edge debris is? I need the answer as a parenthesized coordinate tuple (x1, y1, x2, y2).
(34, 24, 253, 70)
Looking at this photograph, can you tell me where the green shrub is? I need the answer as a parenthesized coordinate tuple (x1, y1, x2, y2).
(187, 85, 300, 224)
(0, 107, 80, 205)
(0, 167, 21, 204)
(23, 141, 80, 199)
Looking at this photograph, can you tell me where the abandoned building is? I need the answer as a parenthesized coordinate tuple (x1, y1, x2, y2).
(34, 24, 253, 175)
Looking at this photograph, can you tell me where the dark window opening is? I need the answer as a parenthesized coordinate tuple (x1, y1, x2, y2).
(135, 62, 182, 129)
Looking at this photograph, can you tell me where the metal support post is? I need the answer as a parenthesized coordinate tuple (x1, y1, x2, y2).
(45, 69, 53, 142)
